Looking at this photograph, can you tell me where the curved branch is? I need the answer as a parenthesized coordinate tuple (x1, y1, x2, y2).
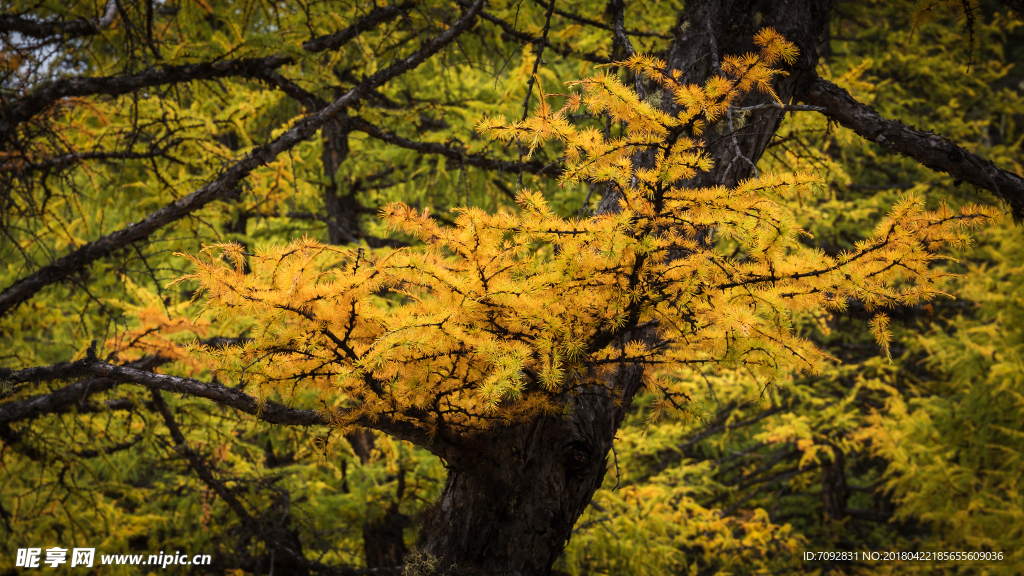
(536, 0, 672, 39)
(0, 0, 484, 319)
(248, 72, 560, 178)
(0, 139, 184, 174)
(149, 389, 319, 572)
(0, 357, 456, 461)
(0, 0, 117, 39)
(0, 56, 293, 138)
(800, 75, 1024, 219)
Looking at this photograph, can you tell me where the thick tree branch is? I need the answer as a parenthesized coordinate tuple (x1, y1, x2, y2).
(801, 75, 1024, 219)
(519, 0, 557, 123)
(0, 338, 249, 424)
(1, 358, 456, 461)
(0, 356, 163, 425)
(0, 0, 484, 319)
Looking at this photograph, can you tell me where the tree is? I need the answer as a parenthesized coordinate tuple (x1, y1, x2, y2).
(1, 1, 1021, 574)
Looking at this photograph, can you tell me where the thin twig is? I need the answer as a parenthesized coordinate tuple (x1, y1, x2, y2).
(520, 0, 557, 122)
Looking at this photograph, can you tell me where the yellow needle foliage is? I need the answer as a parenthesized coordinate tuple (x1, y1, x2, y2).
(179, 29, 997, 437)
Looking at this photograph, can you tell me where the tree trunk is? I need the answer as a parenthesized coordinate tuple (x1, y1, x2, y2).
(364, 502, 410, 570)
(418, 367, 642, 576)
(413, 1, 833, 573)
(663, 0, 834, 188)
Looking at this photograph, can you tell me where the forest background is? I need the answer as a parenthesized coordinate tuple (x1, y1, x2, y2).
(1, 0, 1024, 574)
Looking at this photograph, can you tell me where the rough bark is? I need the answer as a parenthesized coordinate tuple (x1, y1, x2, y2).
(418, 365, 644, 575)
(343, 428, 411, 571)
(596, 0, 832, 213)
(364, 503, 410, 572)
(663, 0, 834, 188)
(321, 118, 362, 245)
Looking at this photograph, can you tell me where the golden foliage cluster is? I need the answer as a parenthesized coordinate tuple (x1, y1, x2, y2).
(180, 29, 997, 436)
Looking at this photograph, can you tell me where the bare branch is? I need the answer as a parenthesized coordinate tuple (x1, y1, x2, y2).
(1, 358, 456, 461)
(801, 75, 1024, 219)
(302, 3, 414, 53)
(0, 356, 163, 425)
(0, 338, 251, 424)
(0, 139, 184, 174)
(537, 0, 671, 39)
(464, 1, 612, 64)
(1, 2, 420, 138)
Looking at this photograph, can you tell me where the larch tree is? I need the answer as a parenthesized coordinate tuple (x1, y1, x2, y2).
(1, 1, 1022, 575)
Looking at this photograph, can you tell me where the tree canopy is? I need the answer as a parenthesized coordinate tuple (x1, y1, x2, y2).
(2, 0, 1023, 575)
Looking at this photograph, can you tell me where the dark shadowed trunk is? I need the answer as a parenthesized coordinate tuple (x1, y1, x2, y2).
(821, 444, 850, 521)
(414, 1, 833, 574)
(345, 428, 411, 571)
(321, 119, 363, 245)
(418, 365, 645, 575)
(364, 502, 411, 570)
